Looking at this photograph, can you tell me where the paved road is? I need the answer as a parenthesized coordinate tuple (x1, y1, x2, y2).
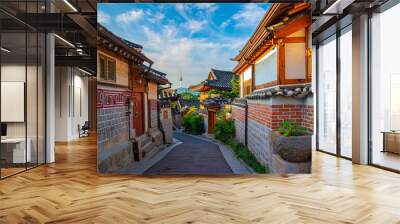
(144, 132, 233, 175)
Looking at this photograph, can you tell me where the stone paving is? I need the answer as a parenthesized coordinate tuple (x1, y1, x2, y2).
(145, 132, 234, 175)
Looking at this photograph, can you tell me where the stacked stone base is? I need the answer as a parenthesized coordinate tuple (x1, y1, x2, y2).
(97, 105, 132, 173)
(98, 141, 133, 173)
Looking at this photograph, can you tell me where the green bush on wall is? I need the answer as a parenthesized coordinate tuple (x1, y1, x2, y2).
(182, 107, 205, 135)
(214, 119, 235, 143)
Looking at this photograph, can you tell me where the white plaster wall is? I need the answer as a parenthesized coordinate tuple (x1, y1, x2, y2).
(55, 67, 89, 141)
(285, 43, 306, 79)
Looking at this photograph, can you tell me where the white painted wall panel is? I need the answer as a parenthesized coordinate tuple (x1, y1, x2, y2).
(1, 82, 25, 122)
(285, 43, 306, 79)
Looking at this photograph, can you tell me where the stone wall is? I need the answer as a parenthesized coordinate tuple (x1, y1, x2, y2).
(160, 107, 173, 144)
(173, 113, 181, 128)
(97, 106, 132, 172)
(232, 105, 246, 145)
(247, 119, 271, 166)
(149, 99, 158, 129)
(97, 87, 133, 173)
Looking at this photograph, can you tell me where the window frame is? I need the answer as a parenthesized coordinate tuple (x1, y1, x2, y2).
(99, 54, 116, 83)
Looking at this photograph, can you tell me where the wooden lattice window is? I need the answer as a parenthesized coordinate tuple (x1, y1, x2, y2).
(99, 54, 116, 82)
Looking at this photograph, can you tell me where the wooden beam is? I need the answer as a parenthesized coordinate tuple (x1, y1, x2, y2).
(275, 13, 311, 38)
(254, 80, 278, 90)
(285, 37, 306, 43)
(288, 3, 310, 16)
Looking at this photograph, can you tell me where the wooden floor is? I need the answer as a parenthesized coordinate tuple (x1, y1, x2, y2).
(1, 136, 400, 223)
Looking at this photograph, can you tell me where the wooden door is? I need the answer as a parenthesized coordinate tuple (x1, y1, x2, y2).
(132, 92, 144, 136)
(208, 111, 215, 134)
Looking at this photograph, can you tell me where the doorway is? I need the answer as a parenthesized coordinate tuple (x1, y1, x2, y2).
(132, 92, 145, 137)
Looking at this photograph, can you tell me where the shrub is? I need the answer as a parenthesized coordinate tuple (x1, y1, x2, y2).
(211, 110, 267, 173)
(278, 120, 308, 137)
(214, 119, 235, 143)
(227, 139, 267, 174)
(182, 108, 204, 135)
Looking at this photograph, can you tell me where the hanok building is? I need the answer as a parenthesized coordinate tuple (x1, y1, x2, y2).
(231, 3, 313, 173)
(189, 69, 235, 133)
(97, 24, 169, 172)
(159, 88, 180, 143)
(190, 69, 235, 109)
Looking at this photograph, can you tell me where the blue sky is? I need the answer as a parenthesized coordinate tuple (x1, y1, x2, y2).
(98, 3, 270, 88)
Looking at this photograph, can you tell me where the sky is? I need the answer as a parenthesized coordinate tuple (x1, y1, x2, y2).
(98, 3, 271, 88)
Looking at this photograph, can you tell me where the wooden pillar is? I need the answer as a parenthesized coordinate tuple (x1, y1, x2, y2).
(305, 27, 312, 83)
(277, 39, 285, 85)
(251, 64, 255, 92)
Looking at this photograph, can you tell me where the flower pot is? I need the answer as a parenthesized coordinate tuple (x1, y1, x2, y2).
(272, 131, 311, 163)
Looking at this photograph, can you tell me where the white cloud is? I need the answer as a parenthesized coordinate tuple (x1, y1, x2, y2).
(175, 4, 189, 20)
(184, 20, 207, 34)
(107, 4, 255, 88)
(98, 11, 110, 24)
(138, 24, 238, 88)
(232, 4, 266, 28)
(148, 12, 165, 24)
(116, 9, 144, 23)
(194, 3, 218, 14)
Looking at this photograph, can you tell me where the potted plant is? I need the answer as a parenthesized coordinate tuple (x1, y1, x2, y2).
(272, 120, 311, 163)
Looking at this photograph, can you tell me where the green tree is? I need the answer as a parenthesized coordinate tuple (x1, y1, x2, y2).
(207, 76, 239, 100)
(231, 76, 240, 98)
(180, 92, 198, 100)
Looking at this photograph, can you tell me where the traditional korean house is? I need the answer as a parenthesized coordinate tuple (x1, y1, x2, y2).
(97, 24, 169, 172)
(189, 69, 235, 133)
(231, 3, 313, 173)
(189, 69, 235, 110)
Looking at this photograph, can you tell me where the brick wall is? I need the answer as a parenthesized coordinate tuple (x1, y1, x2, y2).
(232, 105, 246, 145)
(232, 105, 245, 122)
(248, 102, 273, 128)
(302, 105, 314, 132)
(247, 102, 314, 132)
(231, 95, 314, 168)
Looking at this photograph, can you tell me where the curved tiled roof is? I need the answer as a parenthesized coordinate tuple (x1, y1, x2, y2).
(98, 24, 152, 64)
(138, 64, 169, 84)
(232, 98, 248, 108)
(179, 99, 200, 109)
(201, 96, 230, 108)
(207, 69, 235, 90)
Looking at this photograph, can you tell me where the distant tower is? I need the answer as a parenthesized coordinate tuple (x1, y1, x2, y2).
(179, 72, 183, 88)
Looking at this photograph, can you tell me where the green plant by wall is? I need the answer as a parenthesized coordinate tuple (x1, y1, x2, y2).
(227, 139, 267, 174)
(230, 76, 240, 98)
(213, 108, 267, 173)
(182, 107, 205, 135)
(214, 119, 235, 143)
(277, 120, 308, 137)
